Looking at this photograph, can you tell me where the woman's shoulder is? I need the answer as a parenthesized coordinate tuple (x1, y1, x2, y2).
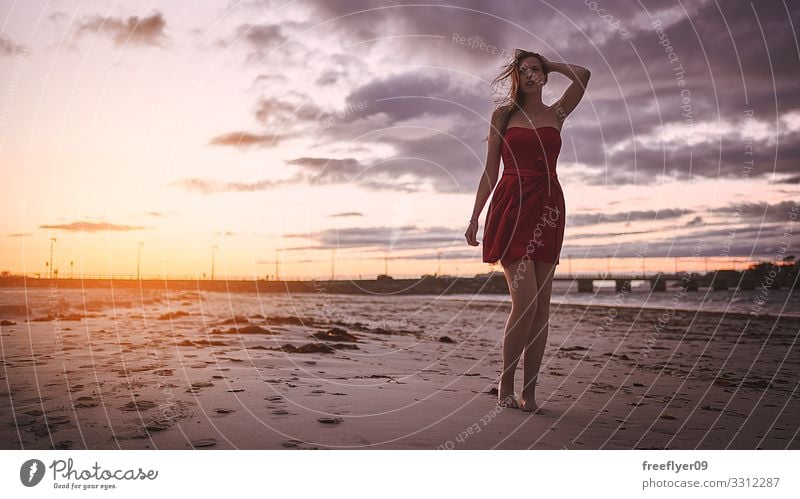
(491, 105, 513, 123)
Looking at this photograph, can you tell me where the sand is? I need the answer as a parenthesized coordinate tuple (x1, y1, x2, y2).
(0, 286, 797, 449)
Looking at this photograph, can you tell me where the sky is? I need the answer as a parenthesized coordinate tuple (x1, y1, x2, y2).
(0, 0, 798, 280)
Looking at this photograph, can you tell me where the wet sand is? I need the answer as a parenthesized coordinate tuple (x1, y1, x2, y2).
(0, 287, 797, 449)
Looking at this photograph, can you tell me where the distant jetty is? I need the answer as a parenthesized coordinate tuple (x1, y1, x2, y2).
(0, 260, 796, 295)
(0, 274, 511, 295)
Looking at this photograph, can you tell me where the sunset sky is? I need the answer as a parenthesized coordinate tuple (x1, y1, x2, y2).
(1, 0, 798, 280)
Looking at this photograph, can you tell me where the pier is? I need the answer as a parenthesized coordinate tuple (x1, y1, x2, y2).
(0, 263, 796, 296)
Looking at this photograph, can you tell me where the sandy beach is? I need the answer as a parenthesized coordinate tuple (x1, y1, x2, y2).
(1, 286, 798, 450)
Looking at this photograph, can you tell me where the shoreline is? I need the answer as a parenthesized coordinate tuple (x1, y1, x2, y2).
(436, 294, 800, 320)
(3, 279, 797, 321)
(0, 287, 797, 450)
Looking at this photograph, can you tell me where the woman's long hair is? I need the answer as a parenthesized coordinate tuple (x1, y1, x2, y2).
(485, 50, 550, 143)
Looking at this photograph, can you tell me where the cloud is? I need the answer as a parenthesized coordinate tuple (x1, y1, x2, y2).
(39, 221, 151, 232)
(169, 176, 297, 194)
(0, 32, 28, 56)
(236, 23, 287, 47)
(214, 20, 311, 64)
(75, 11, 167, 47)
(171, 155, 425, 194)
(286, 155, 452, 192)
(342, 72, 474, 123)
(285, 157, 363, 182)
(566, 201, 796, 231)
(557, 227, 786, 260)
(5, 232, 32, 237)
(280, 71, 493, 192)
(203, 2, 799, 204)
(568, 208, 690, 228)
(715, 200, 799, 224)
(254, 96, 325, 127)
(557, 199, 798, 259)
(328, 211, 364, 217)
(562, 109, 800, 186)
(207, 131, 285, 148)
(284, 224, 460, 250)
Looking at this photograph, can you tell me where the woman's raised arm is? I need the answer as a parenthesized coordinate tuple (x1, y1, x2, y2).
(541, 56, 591, 121)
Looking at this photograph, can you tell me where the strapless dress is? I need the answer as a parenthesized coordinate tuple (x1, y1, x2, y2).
(482, 126, 566, 265)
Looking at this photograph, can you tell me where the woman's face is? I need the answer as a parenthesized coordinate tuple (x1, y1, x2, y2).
(517, 56, 547, 92)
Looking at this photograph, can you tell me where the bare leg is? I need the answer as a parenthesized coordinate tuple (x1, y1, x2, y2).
(520, 260, 557, 413)
(497, 258, 539, 408)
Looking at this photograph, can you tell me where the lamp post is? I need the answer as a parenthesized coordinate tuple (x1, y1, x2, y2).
(49, 237, 57, 279)
(211, 245, 218, 280)
(137, 241, 144, 280)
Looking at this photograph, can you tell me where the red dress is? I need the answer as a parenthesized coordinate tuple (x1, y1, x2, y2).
(482, 125, 566, 265)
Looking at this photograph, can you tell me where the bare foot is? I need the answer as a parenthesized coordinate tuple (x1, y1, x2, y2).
(520, 397, 544, 413)
(497, 394, 520, 408)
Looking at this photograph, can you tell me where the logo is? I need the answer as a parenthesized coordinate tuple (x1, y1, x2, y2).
(20, 459, 46, 487)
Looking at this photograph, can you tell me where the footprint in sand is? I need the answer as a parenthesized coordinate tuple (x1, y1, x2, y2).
(19, 414, 71, 437)
(190, 438, 217, 448)
(144, 420, 171, 432)
(121, 400, 157, 411)
(74, 395, 98, 409)
(280, 439, 320, 449)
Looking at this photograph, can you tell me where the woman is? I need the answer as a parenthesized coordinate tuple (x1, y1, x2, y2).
(465, 49, 590, 412)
